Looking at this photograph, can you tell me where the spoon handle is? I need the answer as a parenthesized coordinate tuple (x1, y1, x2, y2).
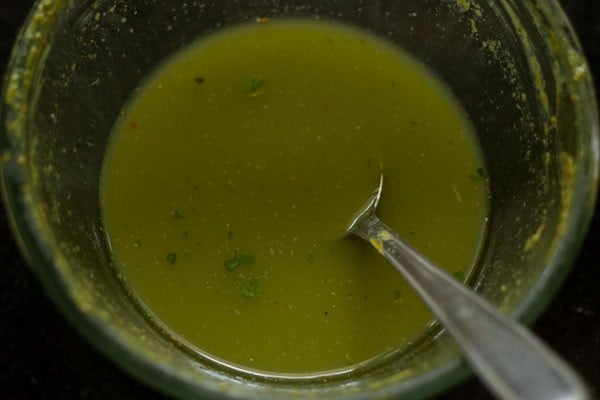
(353, 213, 588, 400)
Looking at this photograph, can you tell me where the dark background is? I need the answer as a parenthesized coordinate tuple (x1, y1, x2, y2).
(0, 1, 598, 399)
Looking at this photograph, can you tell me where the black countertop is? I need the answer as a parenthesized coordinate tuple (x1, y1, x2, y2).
(0, 1, 598, 399)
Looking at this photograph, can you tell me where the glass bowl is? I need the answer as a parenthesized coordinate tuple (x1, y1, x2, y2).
(1, 1, 598, 399)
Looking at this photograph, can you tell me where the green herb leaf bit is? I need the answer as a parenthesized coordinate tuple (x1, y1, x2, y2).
(241, 278, 260, 298)
(470, 167, 487, 181)
(243, 74, 265, 97)
(452, 271, 466, 281)
(166, 253, 177, 265)
(224, 251, 256, 271)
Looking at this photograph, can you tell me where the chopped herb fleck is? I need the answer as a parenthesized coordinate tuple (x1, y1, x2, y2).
(227, 230, 234, 240)
(166, 253, 177, 265)
(241, 279, 259, 298)
(394, 289, 401, 300)
(224, 251, 255, 271)
(223, 257, 242, 271)
(172, 209, 185, 220)
(134, 239, 141, 248)
(239, 253, 255, 266)
(87, 53, 97, 60)
(470, 167, 487, 181)
(364, 156, 382, 171)
(453, 271, 466, 281)
(182, 230, 189, 238)
(243, 74, 265, 97)
(224, 257, 240, 270)
(194, 76, 205, 84)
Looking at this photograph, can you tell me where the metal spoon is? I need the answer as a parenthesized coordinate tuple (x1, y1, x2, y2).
(346, 175, 588, 400)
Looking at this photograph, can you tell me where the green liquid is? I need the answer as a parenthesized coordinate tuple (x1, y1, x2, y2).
(101, 19, 487, 375)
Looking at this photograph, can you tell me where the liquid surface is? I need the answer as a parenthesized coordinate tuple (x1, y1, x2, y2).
(101, 19, 487, 375)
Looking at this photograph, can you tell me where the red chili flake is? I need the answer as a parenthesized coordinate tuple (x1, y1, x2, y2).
(130, 121, 138, 129)
(257, 17, 269, 24)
